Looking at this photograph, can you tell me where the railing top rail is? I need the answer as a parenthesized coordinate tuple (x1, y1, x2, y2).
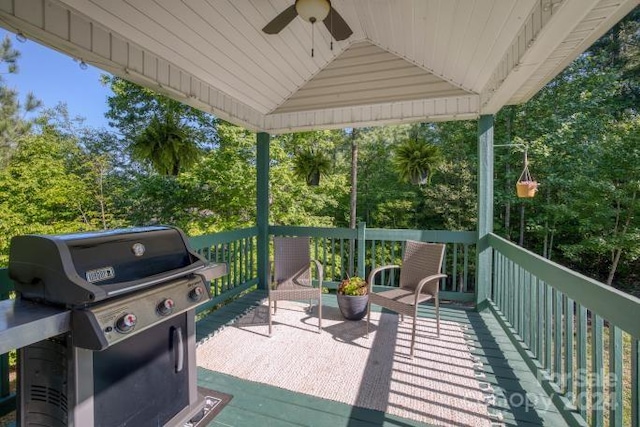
(189, 226, 258, 249)
(488, 232, 640, 339)
(270, 225, 357, 239)
(269, 226, 477, 244)
(366, 228, 476, 244)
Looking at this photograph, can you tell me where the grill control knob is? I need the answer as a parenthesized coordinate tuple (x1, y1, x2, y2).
(189, 286, 205, 302)
(157, 298, 175, 316)
(115, 313, 137, 333)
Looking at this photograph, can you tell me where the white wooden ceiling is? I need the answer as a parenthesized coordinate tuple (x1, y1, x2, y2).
(0, 0, 636, 133)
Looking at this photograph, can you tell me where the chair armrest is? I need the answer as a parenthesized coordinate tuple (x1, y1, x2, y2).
(414, 274, 447, 305)
(310, 259, 324, 287)
(367, 265, 400, 292)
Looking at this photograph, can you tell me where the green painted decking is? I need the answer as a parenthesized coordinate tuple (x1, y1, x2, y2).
(194, 290, 568, 427)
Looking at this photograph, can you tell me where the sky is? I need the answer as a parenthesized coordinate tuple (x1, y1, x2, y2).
(1, 28, 113, 130)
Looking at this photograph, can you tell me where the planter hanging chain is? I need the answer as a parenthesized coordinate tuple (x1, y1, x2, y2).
(518, 149, 533, 183)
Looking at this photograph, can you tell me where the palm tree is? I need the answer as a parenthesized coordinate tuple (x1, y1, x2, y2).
(393, 138, 442, 185)
(130, 113, 200, 176)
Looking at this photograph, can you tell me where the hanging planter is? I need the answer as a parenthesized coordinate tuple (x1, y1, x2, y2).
(394, 138, 442, 186)
(293, 148, 331, 186)
(516, 150, 538, 198)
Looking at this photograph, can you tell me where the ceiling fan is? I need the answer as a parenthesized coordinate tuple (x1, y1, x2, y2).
(262, 0, 353, 42)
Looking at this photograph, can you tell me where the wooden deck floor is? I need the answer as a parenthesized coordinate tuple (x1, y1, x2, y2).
(195, 291, 568, 427)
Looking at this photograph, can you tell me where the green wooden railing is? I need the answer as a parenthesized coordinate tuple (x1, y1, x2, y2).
(190, 227, 259, 313)
(270, 224, 477, 301)
(488, 233, 640, 427)
(0, 225, 486, 419)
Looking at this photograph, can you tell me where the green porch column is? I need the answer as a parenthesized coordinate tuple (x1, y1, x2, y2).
(476, 114, 494, 311)
(257, 132, 270, 290)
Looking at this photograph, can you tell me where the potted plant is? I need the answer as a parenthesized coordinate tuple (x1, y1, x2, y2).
(516, 151, 538, 198)
(393, 138, 443, 185)
(293, 148, 331, 186)
(516, 180, 538, 198)
(336, 276, 369, 320)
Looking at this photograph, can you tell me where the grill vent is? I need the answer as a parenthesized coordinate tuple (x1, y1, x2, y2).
(30, 385, 69, 414)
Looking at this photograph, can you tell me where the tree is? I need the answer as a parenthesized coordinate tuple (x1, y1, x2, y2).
(0, 35, 41, 166)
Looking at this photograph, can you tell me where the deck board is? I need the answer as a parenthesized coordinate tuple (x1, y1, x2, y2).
(196, 290, 569, 427)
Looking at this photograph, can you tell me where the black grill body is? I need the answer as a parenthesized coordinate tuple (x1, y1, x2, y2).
(9, 226, 225, 427)
(9, 226, 205, 307)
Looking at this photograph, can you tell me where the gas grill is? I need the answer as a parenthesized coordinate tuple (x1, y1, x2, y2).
(8, 226, 227, 427)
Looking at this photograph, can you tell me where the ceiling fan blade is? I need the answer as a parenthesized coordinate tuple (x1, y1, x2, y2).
(323, 8, 353, 41)
(262, 5, 298, 34)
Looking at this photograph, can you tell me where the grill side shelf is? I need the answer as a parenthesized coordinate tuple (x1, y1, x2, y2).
(0, 299, 71, 354)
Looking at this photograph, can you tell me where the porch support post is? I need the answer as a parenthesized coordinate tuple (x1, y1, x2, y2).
(257, 132, 270, 291)
(476, 114, 494, 311)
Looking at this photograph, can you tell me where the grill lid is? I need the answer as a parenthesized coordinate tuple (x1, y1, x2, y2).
(9, 226, 207, 307)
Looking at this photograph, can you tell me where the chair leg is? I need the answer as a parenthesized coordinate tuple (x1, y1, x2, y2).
(366, 301, 371, 338)
(410, 315, 417, 359)
(318, 297, 322, 333)
(436, 295, 440, 337)
(400, 314, 404, 323)
(268, 295, 273, 336)
(273, 300, 277, 315)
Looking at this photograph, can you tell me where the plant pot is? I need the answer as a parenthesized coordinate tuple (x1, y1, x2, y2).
(409, 170, 429, 186)
(306, 171, 320, 186)
(516, 181, 537, 198)
(337, 294, 369, 320)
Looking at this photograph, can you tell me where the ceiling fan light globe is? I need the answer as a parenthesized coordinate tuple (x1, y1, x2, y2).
(295, 0, 330, 23)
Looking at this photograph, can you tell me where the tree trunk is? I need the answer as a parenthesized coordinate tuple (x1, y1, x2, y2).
(518, 203, 525, 246)
(607, 248, 622, 286)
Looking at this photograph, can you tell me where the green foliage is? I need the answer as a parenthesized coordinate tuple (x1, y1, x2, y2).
(293, 148, 331, 185)
(0, 35, 41, 166)
(0, 127, 101, 264)
(337, 276, 367, 296)
(393, 138, 442, 185)
(131, 114, 201, 175)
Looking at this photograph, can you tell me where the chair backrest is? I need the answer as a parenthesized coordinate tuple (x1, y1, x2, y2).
(399, 241, 445, 292)
(273, 236, 311, 284)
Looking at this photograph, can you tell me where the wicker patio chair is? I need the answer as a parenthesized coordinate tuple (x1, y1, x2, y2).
(269, 236, 323, 336)
(366, 240, 446, 358)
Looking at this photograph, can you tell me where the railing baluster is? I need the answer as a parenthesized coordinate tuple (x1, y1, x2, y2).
(545, 281, 552, 372)
(536, 277, 544, 363)
(531, 271, 538, 357)
(554, 289, 563, 388)
(523, 270, 529, 346)
(519, 266, 525, 337)
(576, 303, 587, 418)
(591, 314, 604, 427)
(233, 240, 238, 288)
(463, 244, 469, 292)
(493, 253, 500, 308)
(510, 260, 516, 327)
(452, 244, 458, 292)
(633, 338, 639, 427)
(564, 296, 574, 396)
(608, 325, 623, 426)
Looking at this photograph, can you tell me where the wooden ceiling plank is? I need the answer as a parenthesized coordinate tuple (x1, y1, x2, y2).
(134, 0, 286, 105)
(165, 0, 295, 97)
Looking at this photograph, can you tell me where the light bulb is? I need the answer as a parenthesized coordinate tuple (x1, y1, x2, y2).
(295, 0, 330, 24)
